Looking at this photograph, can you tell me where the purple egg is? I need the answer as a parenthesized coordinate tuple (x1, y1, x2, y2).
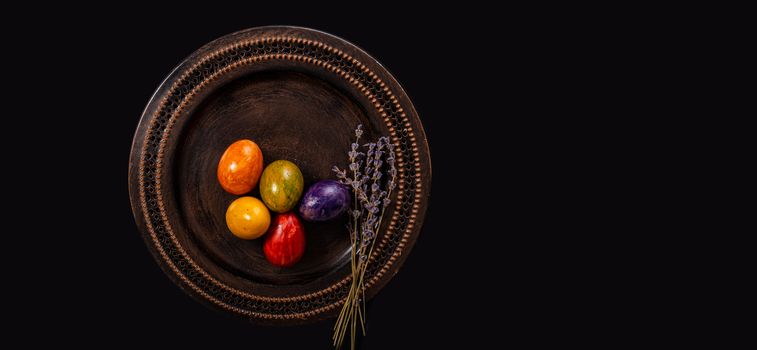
(299, 180, 351, 222)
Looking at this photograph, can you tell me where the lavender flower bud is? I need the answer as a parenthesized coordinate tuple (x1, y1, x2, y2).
(355, 124, 363, 139)
(371, 183, 380, 193)
(366, 143, 375, 160)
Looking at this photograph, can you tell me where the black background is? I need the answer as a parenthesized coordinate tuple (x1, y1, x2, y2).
(9, 5, 716, 347)
(14, 7, 599, 348)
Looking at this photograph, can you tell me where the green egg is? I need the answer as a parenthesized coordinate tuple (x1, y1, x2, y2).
(260, 160, 304, 213)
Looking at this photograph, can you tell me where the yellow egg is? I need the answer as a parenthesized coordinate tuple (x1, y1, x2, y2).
(225, 197, 271, 239)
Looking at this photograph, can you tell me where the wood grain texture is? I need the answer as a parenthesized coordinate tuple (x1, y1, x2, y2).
(128, 26, 431, 325)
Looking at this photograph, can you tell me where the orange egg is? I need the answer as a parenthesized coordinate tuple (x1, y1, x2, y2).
(217, 139, 264, 195)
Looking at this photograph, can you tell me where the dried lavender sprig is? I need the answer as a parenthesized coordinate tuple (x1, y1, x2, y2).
(333, 125, 399, 350)
(334, 125, 366, 348)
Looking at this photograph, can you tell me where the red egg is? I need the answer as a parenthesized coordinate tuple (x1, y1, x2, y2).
(263, 212, 306, 267)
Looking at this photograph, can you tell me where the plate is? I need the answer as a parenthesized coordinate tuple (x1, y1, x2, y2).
(128, 26, 431, 324)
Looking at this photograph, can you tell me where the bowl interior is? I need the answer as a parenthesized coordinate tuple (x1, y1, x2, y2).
(174, 71, 376, 285)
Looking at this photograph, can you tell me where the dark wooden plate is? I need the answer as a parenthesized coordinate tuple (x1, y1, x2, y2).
(128, 26, 431, 324)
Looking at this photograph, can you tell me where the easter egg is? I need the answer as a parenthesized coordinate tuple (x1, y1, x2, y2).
(263, 212, 306, 267)
(299, 180, 351, 222)
(260, 160, 304, 213)
(225, 196, 270, 239)
(217, 139, 264, 195)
